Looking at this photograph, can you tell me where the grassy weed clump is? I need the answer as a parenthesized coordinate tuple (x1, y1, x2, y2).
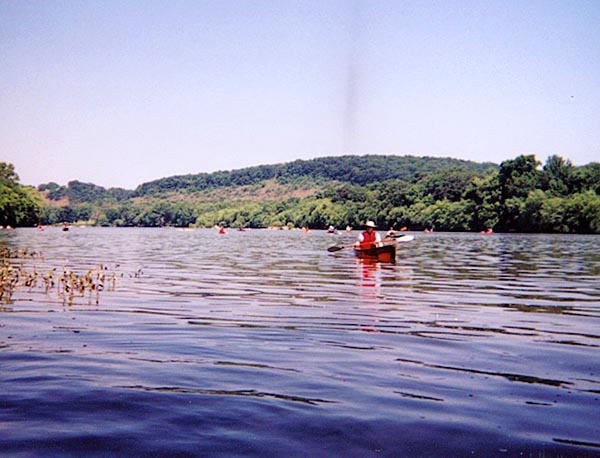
(0, 248, 118, 306)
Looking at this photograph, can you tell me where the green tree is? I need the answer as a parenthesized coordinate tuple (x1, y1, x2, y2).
(498, 155, 541, 231)
(0, 162, 44, 227)
(541, 155, 573, 197)
(420, 169, 477, 202)
(463, 172, 500, 231)
(572, 162, 600, 195)
(417, 200, 473, 231)
(563, 191, 600, 233)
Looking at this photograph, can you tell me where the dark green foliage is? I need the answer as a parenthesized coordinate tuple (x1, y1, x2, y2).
(134, 155, 496, 197)
(9, 154, 600, 233)
(0, 162, 44, 227)
(520, 190, 600, 233)
(462, 172, 500, 231)
(319, 183, 368, 203)
(541, 155, 573, 197)
(420, 169, 479, 202)
(499, 155, 541, 201)
(498, 155, 542, 231)
(494, 155, 600, 233)
(134, 165, 279, 196)
(39, 180, 134, 204)
(572, 162, 600, 195)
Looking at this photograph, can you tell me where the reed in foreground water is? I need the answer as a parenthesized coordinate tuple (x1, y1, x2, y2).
(0, 247, 120, 305)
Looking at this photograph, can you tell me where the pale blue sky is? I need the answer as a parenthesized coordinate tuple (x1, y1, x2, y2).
(2, 0, 599, 189)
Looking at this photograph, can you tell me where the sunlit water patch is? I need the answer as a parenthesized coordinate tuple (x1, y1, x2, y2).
(1, 228, 599, 457)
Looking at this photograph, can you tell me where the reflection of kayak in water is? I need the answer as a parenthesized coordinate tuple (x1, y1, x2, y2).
(354, 244, 396, 263)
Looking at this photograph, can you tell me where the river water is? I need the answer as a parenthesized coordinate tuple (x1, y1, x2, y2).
(1, 227, 599, 457)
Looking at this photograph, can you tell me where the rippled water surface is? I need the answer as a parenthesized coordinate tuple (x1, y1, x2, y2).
(1, 228, 599, 457)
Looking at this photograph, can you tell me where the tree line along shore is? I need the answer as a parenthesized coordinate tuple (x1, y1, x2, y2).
(2, 154, 599, 233)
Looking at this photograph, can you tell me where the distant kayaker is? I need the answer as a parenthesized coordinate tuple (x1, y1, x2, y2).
(355, 220, 382, 248)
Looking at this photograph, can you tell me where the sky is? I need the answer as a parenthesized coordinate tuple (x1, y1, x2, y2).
(1, 0, 599, 189)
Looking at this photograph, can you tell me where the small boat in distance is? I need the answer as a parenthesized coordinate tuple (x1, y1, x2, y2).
(354, 244, 397, 263)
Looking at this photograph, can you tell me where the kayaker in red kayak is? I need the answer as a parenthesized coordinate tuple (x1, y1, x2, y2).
(355, 220, 382, 249)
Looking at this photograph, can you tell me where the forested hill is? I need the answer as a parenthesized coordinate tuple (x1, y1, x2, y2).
(37, 155, 496, 203)
(4, 153, 599, 233)
(134, 155, 496, 196)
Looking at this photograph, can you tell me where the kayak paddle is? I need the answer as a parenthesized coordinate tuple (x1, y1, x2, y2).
(327, 235, 414, 252)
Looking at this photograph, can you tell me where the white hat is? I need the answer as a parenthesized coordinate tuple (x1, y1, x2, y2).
(364, 220, 376, 228)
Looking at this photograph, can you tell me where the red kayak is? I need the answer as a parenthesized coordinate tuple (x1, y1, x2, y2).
(354, 244, 397, 263)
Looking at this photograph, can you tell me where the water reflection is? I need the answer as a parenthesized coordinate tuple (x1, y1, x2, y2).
(356, 258, 381, 297)
(1, 228, 600, 456)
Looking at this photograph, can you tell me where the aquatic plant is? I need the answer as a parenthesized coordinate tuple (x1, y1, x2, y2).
(0, 248, 119, 306)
